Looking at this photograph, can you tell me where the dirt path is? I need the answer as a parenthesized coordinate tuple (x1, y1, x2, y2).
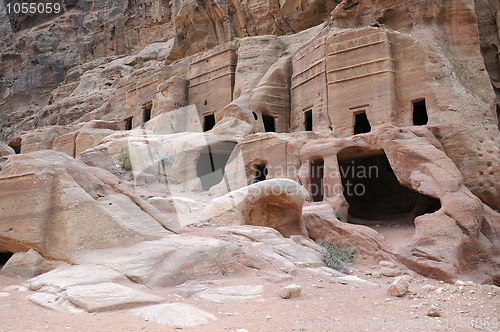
(1, 262, 498, 332)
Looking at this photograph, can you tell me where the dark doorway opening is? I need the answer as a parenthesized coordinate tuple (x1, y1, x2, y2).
(203, 114, 216, 132)
(124, 117, 133, 130)
(263, 114, 276, 132)
(0, 252, 14, 270)
(310, 158, 324, 202)
(143, 102, 152, 124)
(339, 154, 441, 246)
(354, 112, 371, 134)
(497, 104, 500, 130)
(412, 99, 428, 125)
(304, 110, 313, 131)
(253, 163, 268, 183)
(196, 142, 236, 191)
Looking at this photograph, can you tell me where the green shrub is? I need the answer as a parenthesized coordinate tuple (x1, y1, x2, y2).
(117, 147, 132, 171)
(316, 237, 356, 272)
(158, 153, 172, 168)
(335, 211, 343, 221)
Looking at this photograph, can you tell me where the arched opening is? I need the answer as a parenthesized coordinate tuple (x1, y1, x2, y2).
(354, 111, 371, 134)
(0, 252, 14, 271)
(310, 158, 324, 202)
(262, 114, 276, 132)
(253, 163, 268, 183)
(8, 137, 21, 154)
(252, 112, 258, 120)
(143, 102, 152, 124)
(304, 110, 313, 131)
(196, 142, 236, 191)
(339, 153, 441, 247)
(412, 99, 428, 125)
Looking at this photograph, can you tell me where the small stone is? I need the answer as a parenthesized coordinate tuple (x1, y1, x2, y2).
(379, 261, 396, 268)
(421, 284, 436, 292)
(371, 271, 381, 278)
(426, 306, 441, 317)
(380, 267, 401, 277)
(387, 277, 409, 297)
(401, 275, 413, 283)
(279, 284, 302, 299)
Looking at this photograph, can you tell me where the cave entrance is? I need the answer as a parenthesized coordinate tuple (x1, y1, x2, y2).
(310, 158, 324, 202)
(196, 142, 236, 191)
(203, 114, 216, 132)
(304, 110, 313, 131)
(0, 252, 14, 271)
(8, 137, 21, 154)
(339, 153, 441, 246)
(412, 99, 428, 125)
(354, 111, 371, 134)
(143, 102, 152, 124)
(253, 163, 268, 183)
(263, 114, 276, 132)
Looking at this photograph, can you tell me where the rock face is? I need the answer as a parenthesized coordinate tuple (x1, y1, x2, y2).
(203, 178, 309, 237)
(0, 0, 499, 287)
(0, 150, 178, 260)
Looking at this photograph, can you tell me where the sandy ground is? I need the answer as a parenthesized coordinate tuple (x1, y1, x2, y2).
(1, 260, 498, 332)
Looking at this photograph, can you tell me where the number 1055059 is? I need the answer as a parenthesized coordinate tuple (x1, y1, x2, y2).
(6, 2, 62, 14)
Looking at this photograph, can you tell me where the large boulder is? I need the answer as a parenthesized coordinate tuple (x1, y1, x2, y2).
(0, 150, 179, 261)
(203, 178, 309, 237)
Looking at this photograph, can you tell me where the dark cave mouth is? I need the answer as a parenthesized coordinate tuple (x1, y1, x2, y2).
(338, 154, 441, 242)
(0, 252, 14, 270)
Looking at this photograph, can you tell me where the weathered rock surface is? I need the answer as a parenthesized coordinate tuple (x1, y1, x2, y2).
(197, 285, 263, 303)
(129, 303, 217, 327)
(203, 179, 309, 237)
(64, 282, 164, 313)
(0, 249, 67, 278)
(0, 0, 498, 290)
(72, 235, 245, 287)
(26, 265, 164, 312)
(0, 150, 178, 260)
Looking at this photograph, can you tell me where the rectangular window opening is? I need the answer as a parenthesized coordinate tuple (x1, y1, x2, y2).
(203, 113, 216, 132)
(412, 99, 428, 125)
(263, 114, 276, 132)
(305, 110, 313, 131)
(253, 163, 268, 183)
(354, 111, 371, 134)
(310, 158, 324, 202)
(124, 117, 133, 130)
(143, 102, 152, 124)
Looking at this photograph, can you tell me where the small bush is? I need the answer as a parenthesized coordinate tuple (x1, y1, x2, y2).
(316, 237, 356, 272)
(158, 153, 172, 168)
(335, 211, 343, 221)
(117, 147, 132, 171)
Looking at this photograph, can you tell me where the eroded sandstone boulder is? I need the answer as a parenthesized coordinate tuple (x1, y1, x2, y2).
(0, 150, 179, 261)
(203, 179, 309, 237)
